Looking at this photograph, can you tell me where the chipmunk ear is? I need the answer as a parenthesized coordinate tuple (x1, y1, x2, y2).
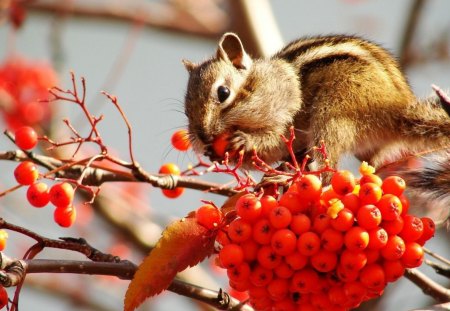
(217, 33, 252, 70)
(182, 59, 197, 73)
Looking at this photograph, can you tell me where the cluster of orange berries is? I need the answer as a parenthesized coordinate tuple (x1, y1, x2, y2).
(12, 126, 76, 229)
(196, 164, 435, 311)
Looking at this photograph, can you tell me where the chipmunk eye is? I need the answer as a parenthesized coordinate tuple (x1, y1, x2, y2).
(217, 86, 230, 103)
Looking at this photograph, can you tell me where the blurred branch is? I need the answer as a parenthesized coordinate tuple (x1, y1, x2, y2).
(404, 268, 450, 302)
(399, 0, 426, 68)
(24, 0, 227, 38)
(228, 0, 283, 58)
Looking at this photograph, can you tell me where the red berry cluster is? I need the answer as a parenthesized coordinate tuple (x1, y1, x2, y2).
(0, 56, 57, 130)
(12, 126, 76, 227)
(204, 164, 434, 311)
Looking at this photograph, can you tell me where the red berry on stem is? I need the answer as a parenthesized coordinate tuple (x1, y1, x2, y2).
(356, 204, 382, 230)
(212, 133, 230, 157)
(381, 235, 406, 260)
(14, 126, 38, 150)
(162, 188, 185, 199)
(236, 193, 262, 223)
(49, 182, 74, 207)
(381, 175, 406, 196)
(359, 182, 382, 205)
(377, 194, 402, 221)
(219, 244, 244, 268)
(228, 218, 252, 242)
(171, 129, 191, 151)
(400, 215, 424, 242)
(14, 161, 39, 185)
(159, 162, 181, 175)
(331, 170, 356, 195)
(27, 182, 50, 207)
(401, 242, 424, 268)
(294, 174, 322, 201)
(344, 226, 369, 251)
(271, 229, 297, 256)
(196, 204, 222, 229)
(297, 231, 320, 256)
(54, 205, 77, 227)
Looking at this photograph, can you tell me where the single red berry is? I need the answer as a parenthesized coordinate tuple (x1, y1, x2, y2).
(0, 230, 8, 251)
(341, 193, 361, 214)
(311, 249, 338, 272)
(284, 252, 308, 270)
(196, 204, 222, 229)
(249, 265, 273, 287)
(344, 226, 369, 251)
(399, 215, 423, 242)
(211, 133, 230, 158)
(367, 227, 388, 250)
(328, 286, 347, 305)
(331, 170, 356, 195)
(377, 194, 402, 221)
(330, 208, 354, 232)
(294, 174, 322, 201)
(381, 235, 406, 260)
(359, 174, 383, 186)
(365, 248, 381, 264)
(14, 161, 39, 185)
(27, 182, 50, 207)
(274, 261, 294, 279)
(236, 193, 262, 223)
(49, 182, 74, 207)
(271, 228, 297, 256)
(290, 213, 311, 235)
(359, 182, 382, 205)
(0, 286, 8, 309)
(344, 281, 367, 305)
(269, 205, 292, 229)
(54, 205, 77, 227)
(159, 162, 181, 175)
(356, 204, 382, 230)
(399, 194, 410, 216)
(257, 245, 282, 269)
(279, 191, 303, 213)
(381, 216, 404, 235)
(291, 268, 319, 293)
(267, 278, 290, 301)
(14, 126, 38, 150)
(383, 260, 405, 282)
(240, 239, 259, 262)
(227, 262, 251, 283)
(252, 218, 275, 245)
(416, 217, 435, 245)
(161, 187, 185, 199)
(260, 195, 278, 217)
(228, 218, 252, 243)
(336, 264, 359, 282)
(297, 231, 320, 256)
(401, 242, 424, 268)
(219, 244, 244, 268)
(339, 249, 367, 272)
(312, 213, 331, 234)
(381, 175, 406, 196)
(320, 228, 344, 252)
(171, 129, 191, 151)
(359, 263, 385, 290)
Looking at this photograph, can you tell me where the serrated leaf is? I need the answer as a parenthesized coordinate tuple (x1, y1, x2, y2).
(124, 214, 216, 311)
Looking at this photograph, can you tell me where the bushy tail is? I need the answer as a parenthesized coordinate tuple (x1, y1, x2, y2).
(399, 154, 450, 211)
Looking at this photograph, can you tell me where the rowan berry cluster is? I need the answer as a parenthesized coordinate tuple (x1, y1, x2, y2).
(12, 126, 76, 228)
(197, 163, 434, 311)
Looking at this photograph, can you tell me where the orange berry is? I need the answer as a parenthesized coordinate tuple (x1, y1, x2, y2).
(297, 231, 320, 256)
(312, 213, 331, 234)
(401, 242, 424, 268)
(383, 260, 405, 282)
(14, 161, 39, 185)
(359, 174, 382, 186)
(331, 170, 356, 195)
(399, 215, 424, 242)
(0, 286, 8, 309)
(267, 278, 290, 301)
(291, 268, 319, 293)
(290, 213, 311, 235)
(27, 182, 50, 208)
(269, 205, 292, 229)
(219, 244, 244, 268)
(227, 218, 252, 243)
(211, 133, 229, 157)
(161, 187, 185, 199)
(381, 175, 406, 196)
(367, 227, 388, 250)
(257, 245, 282, 269)
(271, 229, 297, 256)
(240, 239, 259, 262)
(359, 182, 382, 205)
(14, 126, 38, 150)
(381, 216, 404, 235)
(158, 162, 181, 175)
(377, 194, 402, 221)
(236, 193, 262, 223)
(416, 217, 435, 245)
(359, 264, 385, 290)
(344, 281, 367, 305)
(196, 204, 222, 229)
(171, 129, 191, 151)
(356, 204, 382, 230)
(330, 208, 354, 232)
(249, 265, 273, 287)
(284, 252, 308, 270)
(381, 235, 406, 260)
(274, 262, 294, 279)
(320, 228, 344, 252)
(227, 262, 251, 283)
(54, 205, 77, 227)
(399, 194, 410, 215)
(279, 191, 303, 213)
(252, 218, 275, 245)
(260, 195, 278, 217)
(341, 193, 360, 214)
(0, 230, 8, 251)
(295, 174, 322, 201)
(340, 249, 367, 271)
(311, 249, 338, 272)
(344, 226, 369, 251)
(49, 182, 74, 207)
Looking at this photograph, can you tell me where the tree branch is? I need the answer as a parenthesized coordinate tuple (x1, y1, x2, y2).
(404, 268, 450, 302)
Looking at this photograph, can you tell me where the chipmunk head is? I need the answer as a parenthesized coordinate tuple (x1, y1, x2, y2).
(183, 33, 301, 165)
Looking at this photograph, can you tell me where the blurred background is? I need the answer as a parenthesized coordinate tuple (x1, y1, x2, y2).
(0, 0, 449, 310)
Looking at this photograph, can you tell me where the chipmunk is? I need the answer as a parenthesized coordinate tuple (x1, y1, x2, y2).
(183, 33, 450, 207)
